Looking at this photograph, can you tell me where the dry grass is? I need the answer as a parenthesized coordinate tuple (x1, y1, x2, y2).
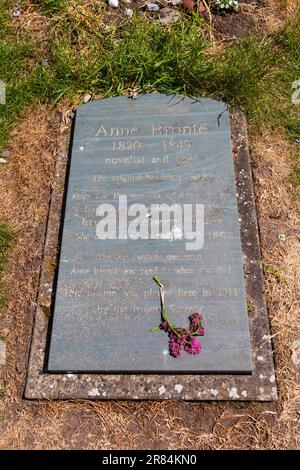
(13, 3, 51, 44)
(263, 0, 300, 31)
(268, 0, 300, 16)
(250, 129, 300, 431)
(0, 106, 58, 429)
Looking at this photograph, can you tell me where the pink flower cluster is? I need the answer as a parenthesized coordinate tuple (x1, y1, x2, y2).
(160, 312, 205, 358)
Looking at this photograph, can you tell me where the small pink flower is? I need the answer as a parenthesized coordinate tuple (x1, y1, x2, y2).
(185, 336, 202, 355)
(169, 333, 183, 358)
(189, 312, 203, 327)
(160, 321, 170, 332)
(198, 1, 207, 15)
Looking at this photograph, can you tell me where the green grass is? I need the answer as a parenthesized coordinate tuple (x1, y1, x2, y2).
(0, 4, 299, 182)
(0, 1, 41, 149)
(38, 0, 68, 15)
(0, 223, 14, 309)
(49, 17, 210, 98)
(263, 264, 287, 285)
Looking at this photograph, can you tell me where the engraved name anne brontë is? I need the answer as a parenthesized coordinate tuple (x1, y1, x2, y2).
(95, 123, 207, 137)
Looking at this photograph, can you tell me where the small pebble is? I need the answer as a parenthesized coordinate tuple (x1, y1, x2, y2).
(291, 339, 300, 367)
(278, 233, 286, 241)
(83, 93, 92, 103)
(41, 58, 49, 68)
(0, 158, 7, 164)
(291, 339, 300, 351)
(0, 339, 6, 364)
(159, 10, 181, 25)
(108, 0, 119, 8)
(170, 0, 181, 5)
(291, 350, 300, 367)
(1, 149, 10, 158)
(182, 0, 195, 11)
(12, 9, 20, 17)
(124, 7, 133, 17)
(145, 3, 160, 12)
(160, 7, 173, 14)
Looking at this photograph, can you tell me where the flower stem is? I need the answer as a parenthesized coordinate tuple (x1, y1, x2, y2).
(152, 276, 182, 338)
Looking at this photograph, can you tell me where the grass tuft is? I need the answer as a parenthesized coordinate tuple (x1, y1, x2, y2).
(0, 223, 14, 309)
(35, 0, 68, 15)
(264, 264, 287, 284)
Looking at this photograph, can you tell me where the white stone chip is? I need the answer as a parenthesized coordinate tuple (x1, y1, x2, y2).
(175, 384, 183, 393)
(124, 8, 133, 17)
(108, 0, 119, 8)
(228, 387, 239, 399)
(257, 355, 265, 362)
(145, 3, 160, 12)
(83, 93, 92, 103)
(272, 387, 277, 397)
(88, 388, 101, 397)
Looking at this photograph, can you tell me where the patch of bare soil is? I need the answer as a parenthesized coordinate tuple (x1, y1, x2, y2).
(213, 3, 265, 39)
(213, 0, 300, 39)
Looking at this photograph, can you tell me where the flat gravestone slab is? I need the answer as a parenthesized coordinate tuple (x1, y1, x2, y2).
(47, 95, 252, 374)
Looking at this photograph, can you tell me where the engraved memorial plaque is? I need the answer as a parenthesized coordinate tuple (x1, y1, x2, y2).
(47, 94, 252, 373)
